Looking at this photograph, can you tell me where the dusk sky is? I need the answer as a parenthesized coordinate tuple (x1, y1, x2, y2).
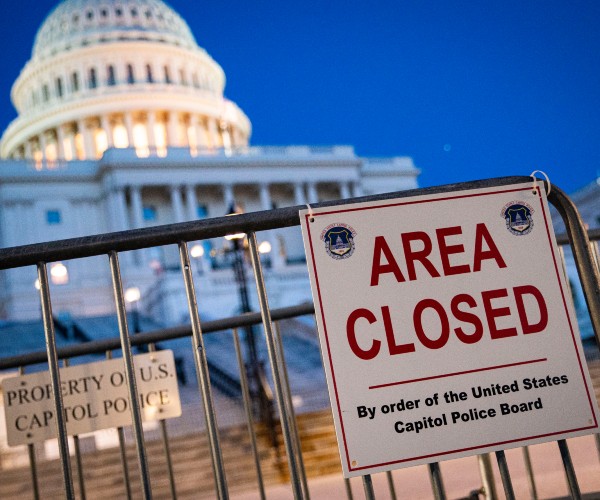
(1, 0, 599, 194)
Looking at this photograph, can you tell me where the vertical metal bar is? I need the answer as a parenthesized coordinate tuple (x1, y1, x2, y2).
(428, 462, 447, 500)
(495, 450, 516, 500)
(108, 251, 152, 499)
(63, 358, 87, 500)
(274, 321, 310, 500)
(36, 262, 75, 500)
(361, 474, 376, 500)
(557, 439, 582, 500)
(27, 443, 40, 500)
(247, 232, 303, 499)
(233, 328, 266, 500)
(344, 478, 354, 500)
(521, 446, 538, 500)
(148, 344, 177, 500)
(73, 435, 87, 500)
(107, 350, 133, 499)
(386, 471, 397, 500)
(178, 242, 229, 500)
(477, 454, 498, 500)
(19, 366, 40, 500)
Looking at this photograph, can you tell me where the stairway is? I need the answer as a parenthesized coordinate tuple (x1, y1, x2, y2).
(0, 409, 341, 499)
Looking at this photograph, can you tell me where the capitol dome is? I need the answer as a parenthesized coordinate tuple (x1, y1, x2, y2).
(0, 0, 251, 162)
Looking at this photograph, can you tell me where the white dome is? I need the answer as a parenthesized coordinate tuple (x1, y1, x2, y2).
(33, 0, 197, 59)
(0, 0, 252, 161)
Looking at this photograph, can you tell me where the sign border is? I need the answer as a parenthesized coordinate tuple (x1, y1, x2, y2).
(303, 184, 598, 474)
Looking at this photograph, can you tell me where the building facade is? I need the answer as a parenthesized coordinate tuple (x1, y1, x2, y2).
(0, 0, 420, 324)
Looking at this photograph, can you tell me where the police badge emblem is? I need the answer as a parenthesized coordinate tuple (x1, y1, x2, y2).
(321, 223, 356, 260)
(501, 201, 534, 235)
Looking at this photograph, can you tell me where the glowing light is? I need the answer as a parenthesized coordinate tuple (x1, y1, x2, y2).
(95, 129, 108, 158)
(133, 123, 149, 158)
(113, 124, 129, 148)
(224, 232, 245, 241)
(258, 241, 272, 254)
(190, 244, 204, 258)
(50, 262, 69, 285)
(124, 286, 141, 303)
(34, 279, 40, 290)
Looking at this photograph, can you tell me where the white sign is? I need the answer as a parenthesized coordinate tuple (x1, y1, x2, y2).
(2, 350, 181, 446)
(300, 182, 600, 477)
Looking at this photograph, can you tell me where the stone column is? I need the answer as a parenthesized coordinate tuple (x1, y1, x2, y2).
(100, 115, 114, 148)
(129, 185, 146, 266)
(307, 183, 319, 204)
(56, 125, 65, 160)
(189, 114, 199, 152)
(130, 186, 144, 229)
(340, 182, 351, 200)
(170, 185, 185, 223)
(184, 184, 198, 221)
(147, 111, 157, 152)
(38, 132, 47, 161)
(123, 113, 134, 148)
(24, 139, 33, 159)
(259, 183, 284, 269)
(223, 184, 235, 212)
(167, 112, 179, 146)
(208, 118, 219, 148)
(78, 119, 95, 159)
(294, 183, 306, 206)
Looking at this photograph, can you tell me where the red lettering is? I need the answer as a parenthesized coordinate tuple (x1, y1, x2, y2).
(514, 285, 548, 334)
(436, 226, 470, 276)
(451, 294, 484, 344)
(473, 224, 506, 272)
(346, 308, 380, 360)
(482, 288, 517, 339)
(370, 236, 405, 286)
(402, 232, 441, 281)
(381, 305, 415, 355)
(413, 299, 449, 349)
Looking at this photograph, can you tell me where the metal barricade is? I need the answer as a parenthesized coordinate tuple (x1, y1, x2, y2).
(0, 175, 597, 499)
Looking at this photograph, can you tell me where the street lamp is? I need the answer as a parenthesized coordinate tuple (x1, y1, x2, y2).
(224, 204, 271, 421)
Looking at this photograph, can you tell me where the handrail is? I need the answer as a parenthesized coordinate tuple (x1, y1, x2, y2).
(0, 302, 315, 370)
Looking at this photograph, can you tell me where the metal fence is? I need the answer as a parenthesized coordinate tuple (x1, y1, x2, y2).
(0, 175, 599, 500)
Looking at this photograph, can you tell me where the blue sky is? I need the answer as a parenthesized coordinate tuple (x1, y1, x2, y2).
(1, 0, 599, 193)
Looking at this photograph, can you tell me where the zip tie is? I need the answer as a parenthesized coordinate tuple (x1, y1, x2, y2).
(530, 170, 551, 197)
(306, 203, 315, 223)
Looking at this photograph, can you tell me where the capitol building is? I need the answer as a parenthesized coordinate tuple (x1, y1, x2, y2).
(0, 0, 419, 324)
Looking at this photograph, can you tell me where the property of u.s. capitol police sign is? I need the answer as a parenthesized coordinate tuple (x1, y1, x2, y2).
(300, 182, 599, 478)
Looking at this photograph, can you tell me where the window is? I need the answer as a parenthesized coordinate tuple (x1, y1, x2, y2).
(55, 77, 63, 97)
(42, 84, 50, 102)
(115, 7, 123, 17)
(86, 10, 94, 20)
(164, 66, 171, 84)
(107, 65, 116, 86)
(146, 64, 153, 83)
(143, 205, 157, 221)
(127, 64, 135, 84)
(131, 8, 138, 17)
(197, 205, 208, 218)
(89, 68, 97, 89)
(71, 72, 79, 92)
(46, 209, 62, 224)
(179, 69, 187, 86)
